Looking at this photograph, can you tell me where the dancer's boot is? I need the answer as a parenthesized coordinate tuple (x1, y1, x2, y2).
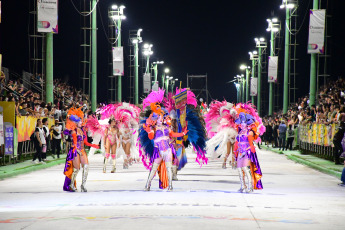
(166, 162, 173, 191)
(70, 168, 79, 192)
(237, 168, 246, 193)
(144, 163, 159, 191)
(243, 166, 253, 193)
(111, 155, 116, 173)
(103, 156, 109, 173)
(172, 165, 178, 181)
(81, 164, 89, 192)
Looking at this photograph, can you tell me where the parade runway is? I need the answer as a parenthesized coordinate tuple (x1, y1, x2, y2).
(0, 148, 344, 230)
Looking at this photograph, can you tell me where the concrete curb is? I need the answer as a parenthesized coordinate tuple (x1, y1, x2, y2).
(0, 158, 66, 180)
(287, 154, 341, 179)
(260, 145, 341, 179)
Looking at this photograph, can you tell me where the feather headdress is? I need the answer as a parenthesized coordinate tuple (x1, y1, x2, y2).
(66, 107, 84, 130)
(234, 103, 266, 138)
(142, 88, 165, 109)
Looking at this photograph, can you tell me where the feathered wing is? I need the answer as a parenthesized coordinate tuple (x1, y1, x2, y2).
(204, 100, 228, 137)
(138, 119, 154, 169)
(206, 128, 237, 159)
(185, 107, 208, 166)
(85, 115, 106, 136)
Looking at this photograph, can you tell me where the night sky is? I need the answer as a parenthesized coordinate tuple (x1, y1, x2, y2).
(1, 0, 345, 113)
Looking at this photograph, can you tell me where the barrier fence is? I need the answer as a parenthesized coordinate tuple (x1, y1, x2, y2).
(298, 123, 338, 159)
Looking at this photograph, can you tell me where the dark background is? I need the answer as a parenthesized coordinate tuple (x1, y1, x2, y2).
(0, 0, 344, 114)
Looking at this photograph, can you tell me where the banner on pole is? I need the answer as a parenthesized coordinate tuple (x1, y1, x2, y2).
(112, 47, 124, 76)
(5, 125, 13, 155)
(152, 81, 159, 91)
(268, 56, 278, 83)
(143, 73, 151, 94)
(37, 0, 58, 33)
(308, 9, 326, 54)
(250, 78, 257, 96)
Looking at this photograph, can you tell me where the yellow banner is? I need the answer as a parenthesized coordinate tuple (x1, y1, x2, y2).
(16, 116, 55, 142)
(0, 101, 15, 126)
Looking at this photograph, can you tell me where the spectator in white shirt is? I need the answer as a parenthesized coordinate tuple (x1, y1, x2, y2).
(51, 119, 62, 158)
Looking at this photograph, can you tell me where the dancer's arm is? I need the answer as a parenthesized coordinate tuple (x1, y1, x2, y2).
(71, 131, 78, 152)
(169, 127, 188, 137)
(247, 131, 256, 153)
(83, 130, 99, 149)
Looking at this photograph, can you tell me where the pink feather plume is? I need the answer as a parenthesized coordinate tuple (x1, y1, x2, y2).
(142, 88, 165, 109)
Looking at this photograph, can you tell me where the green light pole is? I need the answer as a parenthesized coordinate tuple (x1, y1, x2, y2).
(309, 0, 319, 107)
(267, 18, 280, 115)
(163, 68, 169, 92)
(172, 78, 178, 93)
(240, 65, 250, 102)
(131, 29, 142, 104)
(91, 0, 97, 112)
(281, 1, 294, 114)
(151, 61, 163, 89)
(240, 75, 245, 102)
(255, 38, 267, 116)
(45, 33, 53, 104)
(111, 5, 126, 102)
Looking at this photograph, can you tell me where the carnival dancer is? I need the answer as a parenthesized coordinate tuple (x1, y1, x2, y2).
(103, 118, 119, 173)
(163, 88, 206, 180)
(88, 102, 141, 171)
(63, 107, 99, 192)
(205, 100, 238, 169)
(139, 88, 207, 190)
(233, 103, 265, 193)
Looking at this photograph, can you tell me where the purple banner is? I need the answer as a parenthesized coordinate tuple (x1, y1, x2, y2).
(5, 125, 14, 155)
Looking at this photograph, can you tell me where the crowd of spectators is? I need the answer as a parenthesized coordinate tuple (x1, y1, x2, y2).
(0, 73, 92, 121)
(261, 78, 345, 165)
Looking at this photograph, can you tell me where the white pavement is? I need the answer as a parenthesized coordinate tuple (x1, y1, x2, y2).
(0, 148, 344, 230)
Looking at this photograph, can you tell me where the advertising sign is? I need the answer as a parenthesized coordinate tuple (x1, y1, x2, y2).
(112, 47, 124, 76)
(37, 0, 58, 33)
(268, 56, 278, 83)
(308, 9, 326, 54)
(250, 78, 257, 96)
(143, 73, 151, 94)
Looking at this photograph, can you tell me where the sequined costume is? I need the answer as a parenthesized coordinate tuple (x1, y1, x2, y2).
(139, 88, 207, 191)
(63, 107, 99, 192)
(233, 103, 265, 193)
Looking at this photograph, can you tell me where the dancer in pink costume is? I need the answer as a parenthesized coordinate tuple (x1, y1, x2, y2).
(87, 102, 141, 172)
(205, 100, 238, 169)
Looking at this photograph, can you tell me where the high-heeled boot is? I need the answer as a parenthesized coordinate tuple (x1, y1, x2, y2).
(103, 156, 109, 173)
(111, 155, 116, 173)
(166, 162, 173, 191)
(70, 168, 79, 192)
(81, 164, 89, 192)
(243, 166, 253, 193)
(172, 165, 178, 181)
(237, 168, 246, 193)
(144, 163, 159, 191)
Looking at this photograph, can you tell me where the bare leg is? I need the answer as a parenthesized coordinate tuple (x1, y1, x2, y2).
(111, 144, 117, 173)
(126, 142, 131, 165)
(222, 141, 231, 169)
(104, 139, 111, 173)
